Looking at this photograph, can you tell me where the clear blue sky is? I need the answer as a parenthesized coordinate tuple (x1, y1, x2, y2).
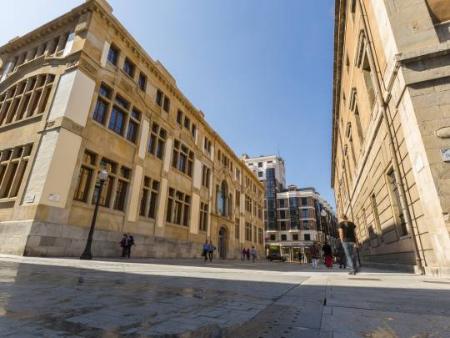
(0, 0, 336, 207)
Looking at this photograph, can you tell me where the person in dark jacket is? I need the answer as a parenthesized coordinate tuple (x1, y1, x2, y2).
(120, 234, 128, 258)
(336, 240, 347, 269)
(322, 242, 333, 268)
(126, 235, 135, 258)
(338, 215, 358, 274)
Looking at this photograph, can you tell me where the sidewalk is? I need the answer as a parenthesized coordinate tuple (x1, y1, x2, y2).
(0, 255, 449, 337)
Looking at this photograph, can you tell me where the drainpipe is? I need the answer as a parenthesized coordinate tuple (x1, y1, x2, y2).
(358, 0, 425, 273)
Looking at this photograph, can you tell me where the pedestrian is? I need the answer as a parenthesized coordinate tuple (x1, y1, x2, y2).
(338, 215, 358, 275)
(250, 246, 257, 262)
(120, 234, 128, 258)
(322, 242, 333, 269)
(126, 235, 135, 258)
(202, 240, 210, 262)
(246, 248, 250, 261)
(241, 247, 246, 261)
(336, 240, 346, 269)
(208, 240, 216, 262)
(310, 243, 320, 269)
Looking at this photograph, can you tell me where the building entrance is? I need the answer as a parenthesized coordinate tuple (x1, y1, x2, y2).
(218, 227, 227, 259)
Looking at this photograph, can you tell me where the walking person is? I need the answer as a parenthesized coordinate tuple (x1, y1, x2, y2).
(336, 240, 347, 269)
(202, 240, 210, 262)
(208, 240, 216, 262)
(250, 246, 257, 263)
(246, 248, 250, 261)
(120, 234, 128, 258)
(241, 247, 246, 261)
(322, 242, 333, 269)
(310, 243, 320, 269)
(126, 235, 135, 258)
(338, 215, 358, 275)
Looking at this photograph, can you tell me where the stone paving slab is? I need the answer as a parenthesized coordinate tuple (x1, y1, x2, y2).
(0, 255, 449, 337)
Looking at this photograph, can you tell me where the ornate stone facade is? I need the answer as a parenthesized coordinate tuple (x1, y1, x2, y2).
(0, 0, 264, 258)
(332, 0, 450, 275)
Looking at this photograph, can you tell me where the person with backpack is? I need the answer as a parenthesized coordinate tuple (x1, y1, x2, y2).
(120, 234, 128, 258)
(126, 235, 135, 258)
(202, 240, 210, 262)
(208, 240, 216, 262)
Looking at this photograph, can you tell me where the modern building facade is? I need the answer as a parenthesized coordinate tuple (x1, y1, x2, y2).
(0, 0, 264, 258)
(243, 155, 286, 231)
(267, 186, 336, 261)
(332, 0, 450, 274)
(244, 155, 336, 260)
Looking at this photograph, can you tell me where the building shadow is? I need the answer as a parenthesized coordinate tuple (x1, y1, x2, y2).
(0, 259, 449, 337)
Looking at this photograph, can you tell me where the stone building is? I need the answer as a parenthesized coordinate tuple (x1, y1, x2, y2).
(0, 0, 264, 258)
(332, 0, 450, 274)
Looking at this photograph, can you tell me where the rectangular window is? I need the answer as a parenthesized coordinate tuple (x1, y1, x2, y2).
(123, 58, 135, 78)
(304, 234, 311, 241)
(166, 188, 191, 226)
(147, 122, 167, 160)
(281, 234, 287, 241)
(156, 89, 163, 107)
(176, 110, 183, 125)
(204, 137, 212, 154)
(184, 116, 191, 130)
(163, 96, 170, 112)
(92, 158, 117, 208)
(191, 124, 197, 138)
(126, 108, 141, 143)
(138, 72, 147, 91)
(139, 176, 160, 219)
(108, 106, 125, 135)
(235, 190, 240, 207)
(292, 234, 299, 241)
(199, 202, 209, 232)
(235, 218, 240, 240)
(172, 140, 194, 177)
(258, 228, 263, 244)
(201, 164, 210, 188)
(74, 151, 96, 202)
(107, 44, 119, 65)
(0, 144, 32, 199)
(245, 222, 252, 241)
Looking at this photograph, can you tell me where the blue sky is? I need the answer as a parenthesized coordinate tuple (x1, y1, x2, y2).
(1, 0, 336, 207)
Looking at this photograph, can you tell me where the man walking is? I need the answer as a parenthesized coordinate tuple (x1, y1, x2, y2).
(310, 243, 320, 269)
(120, 234, 128, 258)
(338, 215, 358, 275)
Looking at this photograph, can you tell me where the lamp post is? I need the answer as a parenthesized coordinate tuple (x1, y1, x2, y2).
(80, 169, 108, 260)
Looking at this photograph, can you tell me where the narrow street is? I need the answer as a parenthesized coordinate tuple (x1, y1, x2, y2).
(0, 256, 449, 337)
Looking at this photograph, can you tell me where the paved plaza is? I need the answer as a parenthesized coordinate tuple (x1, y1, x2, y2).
(0, 255, 449, 337)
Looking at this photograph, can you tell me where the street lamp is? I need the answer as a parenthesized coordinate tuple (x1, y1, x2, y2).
(80, 169, 108, 260)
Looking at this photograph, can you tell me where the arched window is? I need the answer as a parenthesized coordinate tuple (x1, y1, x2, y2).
(217, 181, 229, 217)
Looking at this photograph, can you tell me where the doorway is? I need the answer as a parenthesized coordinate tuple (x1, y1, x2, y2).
(218, 227, 227, 259)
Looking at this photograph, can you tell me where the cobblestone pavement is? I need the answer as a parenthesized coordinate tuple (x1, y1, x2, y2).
(0, 255, 449, 337)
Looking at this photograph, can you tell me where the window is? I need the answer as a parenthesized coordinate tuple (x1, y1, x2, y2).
(245, 195, 252, 213)
(163, 96, 170, 113)
(138, 72, 147, 91)
(172, 140, 194, 177)
(304, 234, 311, 241)
(258, 162, 263, 167)
(204, 137, 212, 154)
(362, 53, 375, 109)
(279, 199, 285, 208)
(258, 228, 263, 244)
(108, 106, 125, 135)
(201, 164, 210, 188)
(216, 181, 229, 217)
(92, 158, 117, 208)
(301, 197, 308, 206)
(156, 89, 163, 107)
(113, 168, 130, 211)
(139, 176, 160, 219)
(147, 122, 167, 160)
(292, 234, 299, 241)
(166, 188, 191, 226)
(107, 44, 119, 65)
(301, 209, 309, 219)
(258, 172, 263, 178)
(0, 144, 32, 199)
(235, 190, 240, 207)
(176, 110, 183, 125)
(235, 168, 241, 182)
(0, 74, 54, 126)
(93, 84, 112, 124)
(126, 108, 141, 143)
(184, 116, 190, 130)
(270, 234, 276, 241)
(253, 225, 257, 242)
(191, 124, 197, 138)
(235, 218, 240, 240)
(281, 234, 287, 241)
(74, 151, 96, 202)
(199, 202, 208, 232)
(123, 58, 135, 78)
(245, 223, 252, 241)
